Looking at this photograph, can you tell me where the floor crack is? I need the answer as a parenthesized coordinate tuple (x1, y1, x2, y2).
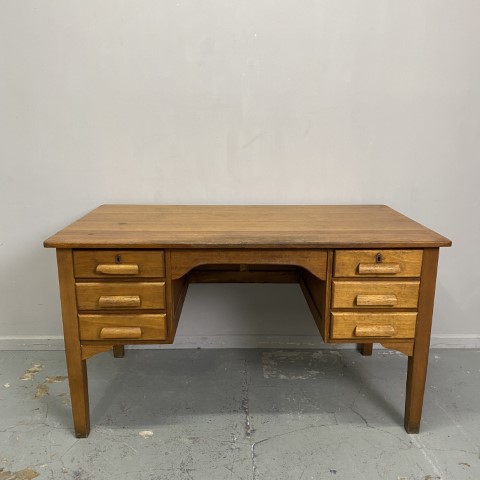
(350, 406, 373, 428)
(59, 439, 79, 460)
(241, 360, 257, 480)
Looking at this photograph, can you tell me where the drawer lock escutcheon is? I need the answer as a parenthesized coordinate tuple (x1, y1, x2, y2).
(357, 252, 402, 275)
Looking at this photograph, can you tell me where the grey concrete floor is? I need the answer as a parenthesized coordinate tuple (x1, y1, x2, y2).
(0, 349, 479, 480)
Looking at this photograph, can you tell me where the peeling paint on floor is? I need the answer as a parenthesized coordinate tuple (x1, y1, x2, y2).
(19, 364, 43, 381)
(2, 349, 480, 480)
(0, 468, 39, 480)
(262, 350, 340, 379)
(32, 375, 67, 399)
(45, 375, 67, 383)
(33, 383, 49, 399)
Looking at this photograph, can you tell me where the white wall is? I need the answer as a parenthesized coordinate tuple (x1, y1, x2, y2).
(1, 1, 479, 348)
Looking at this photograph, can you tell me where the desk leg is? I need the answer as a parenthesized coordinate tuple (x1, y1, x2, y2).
(113, 345, 125, 358)
(57, 249, 90, 438)
(404, 248, 439, 434)
(65, 353, 90, 438)
(357, 343, 373, 356)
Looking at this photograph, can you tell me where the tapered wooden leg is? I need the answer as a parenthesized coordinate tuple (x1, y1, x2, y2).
(113, 345, 125, 358)
(57, 249, 91, 438)
(404, 248, 439, 434)
(357, 343, 373, 356)
(64, 353, 90, 438)
(404, 353, 429, 433)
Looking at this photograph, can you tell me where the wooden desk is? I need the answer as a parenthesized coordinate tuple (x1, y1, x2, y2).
(44, 205, 451, 438)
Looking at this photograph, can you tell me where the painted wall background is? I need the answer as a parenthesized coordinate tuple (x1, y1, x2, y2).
(1, 1, 479, 348)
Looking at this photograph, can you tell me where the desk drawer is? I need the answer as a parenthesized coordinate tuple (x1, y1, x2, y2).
(79, 314, 167, 341)
(334, 250, 423, 277)
(76, 282, 165, 311)
(331, 312, 417, 340)
(74, 250, 165, 279)
(332, 280, 420, 308)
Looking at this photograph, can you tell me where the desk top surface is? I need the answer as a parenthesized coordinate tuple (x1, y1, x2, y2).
(44, 204, 451, 249)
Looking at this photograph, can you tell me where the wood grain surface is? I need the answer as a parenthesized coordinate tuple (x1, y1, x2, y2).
(330, 312, 417, 340)
(44, 205, 452, 249)
(73, 250, 165, 278)
(79, 313, 167, 341)
(331, 280, 420, 308)
(334, 250, 423, 277)
(75, 282, 166, 310)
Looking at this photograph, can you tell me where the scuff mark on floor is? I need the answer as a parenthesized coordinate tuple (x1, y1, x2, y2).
(179, 451, 195, 480)
(410, 436, 443, 479)
(122, 442, 138, 454)
(0, 468, 39, 480)
(58, 392, 70, 406)
(70, 467, 91, 480)
(19, 364, 43, 381)
(433, 396, 478, 449)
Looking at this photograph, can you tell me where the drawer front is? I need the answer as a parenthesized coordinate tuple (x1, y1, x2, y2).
(76, 282, 166, 311)
(330, 312, 417, 340)
(332, 280, 420, 308)
(79, 314, 167, 341)
(74, 250, 165, 279)
(334, 250, 423, 277)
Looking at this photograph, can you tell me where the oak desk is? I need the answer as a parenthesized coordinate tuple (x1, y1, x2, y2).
(44, 205, 451, 438)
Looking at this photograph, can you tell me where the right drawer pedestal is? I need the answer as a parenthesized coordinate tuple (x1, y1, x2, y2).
(331, 250, 423, 342)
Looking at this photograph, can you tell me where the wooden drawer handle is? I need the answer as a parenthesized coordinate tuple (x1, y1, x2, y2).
(358, 263, 401, 275)
(100, 327, 142, 339)
(98, 296, 141, 308)
(354, 325, 396, 337)
(356, 294, 398, 306)
(95, 264, 139, 275)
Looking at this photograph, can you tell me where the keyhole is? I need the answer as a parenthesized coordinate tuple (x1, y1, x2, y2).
(375, 253, 383, 263)
(115, 254, 122, 264)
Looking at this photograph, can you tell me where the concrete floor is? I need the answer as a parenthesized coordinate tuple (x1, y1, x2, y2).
(0, 349, 479, 480)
